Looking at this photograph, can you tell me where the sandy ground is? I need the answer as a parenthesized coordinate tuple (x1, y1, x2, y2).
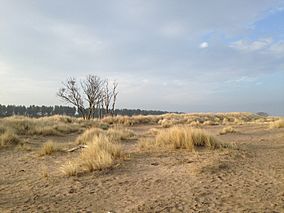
(0, 124, 284, 213)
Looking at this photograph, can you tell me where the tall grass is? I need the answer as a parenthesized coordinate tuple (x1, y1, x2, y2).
(270, 119, 284, 129)
(0, 130, 19, 147)
(39, 140, 60, 156)
(62, 134, 122, 176)
(80, 135, 121, 172)
(0, 115, 93, 136)
(76, 126, 135, 145)
(75, 128, 103, 145)
(139, 126, 228, 151)
(219, 126, 237, 135)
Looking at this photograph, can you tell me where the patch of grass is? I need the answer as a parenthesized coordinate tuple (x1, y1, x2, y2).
(62, 135, 122, 176)
(219, 126, 237, 135)
(17, 140, 33, 151)
(0, 130, 20, 147)
(39, 140, 59, 156)
(203, 120, 218, 126)
(190, 121, 201, 127)
(158, 119, 174, 128)
(75, 127, 103, 145)
(138, 137, 155, 150)
(107, 126, 135, 141)
(61, 161, 78, 177)
(139, 126, 228, 151)
(80, 135, 121, 172)
(99, 123, 110, 130)
(147, 128, 159, 136)
(0, 116, 88, 136)
(270, 119, 284, 129)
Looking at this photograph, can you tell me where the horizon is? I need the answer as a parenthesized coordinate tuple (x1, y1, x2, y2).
(0, 1, 284, 115)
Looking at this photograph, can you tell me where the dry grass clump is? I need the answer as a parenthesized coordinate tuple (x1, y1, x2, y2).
(158, 119, 174, 128)
(76, 126, 135, 145)
(102, 115, 160, 126)
(75, 127, 103, 145)
(219, 126, 237, 135)
(270, 119, 284, 129)
(203, 120, 218, 126)
(0, 130, 19, 147)
(39, 140, 59, 156)
(62, 135, 122, 176)
(147, 128, 159, 136)
(107, 126, 135, 141)
(138, 137, 154, 150)
(139, 126, 228, 151)
(190, 121, 201, 127)
(0, 116, 89, 136)
(61, 161, 79, 176)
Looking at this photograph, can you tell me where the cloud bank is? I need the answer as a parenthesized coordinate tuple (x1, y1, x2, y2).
(0, 0, 283, 115)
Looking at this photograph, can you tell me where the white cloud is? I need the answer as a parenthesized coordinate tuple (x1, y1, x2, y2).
(199, 42, 209, 48)
(229, 38, 273, 51)
(269, 41, 284, 54)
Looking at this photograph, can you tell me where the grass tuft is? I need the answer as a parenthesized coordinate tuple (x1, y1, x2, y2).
(79, 135, 121, 172)
(61, 161, 78, 177)
(139, 126, 229, 151)
(270, 119, 284, 129)
(107, 126, 135, 141)
(0, 130, 20, 147)
(75, 128, 103, 145)
(219, 126, 237, 135)
(39, 140, 58, 156)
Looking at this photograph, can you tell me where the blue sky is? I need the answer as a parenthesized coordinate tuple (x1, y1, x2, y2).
(0, 0, 283, 115)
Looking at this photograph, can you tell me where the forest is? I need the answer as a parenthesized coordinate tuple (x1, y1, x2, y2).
(0, 104, 168, 117)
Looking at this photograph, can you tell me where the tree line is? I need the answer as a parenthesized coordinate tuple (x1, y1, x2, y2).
(0, 104, 168, 118)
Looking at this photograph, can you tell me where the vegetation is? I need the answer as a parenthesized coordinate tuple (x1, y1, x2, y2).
(270, 119, 284, 129)
(62, 135, 122, 176)
(0, 115, 89, 137)
(75, 128, 104, 145)
(57, 75, 118, 120)
(139, 126, 229, 151)
(0, 130, 19, 147)
(76, 126, 135, 145)
(220, 126, 237, 135)
(61, 161, 78, 177)
(39, 141, 59, 156)
(106, 126, 136, 141)
(80, 135, 121, 172)
(0, 104, 168, 118)
(0, 105, 76, 117)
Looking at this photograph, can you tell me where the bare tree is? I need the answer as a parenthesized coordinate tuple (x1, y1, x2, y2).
(102, 80, 113, 116)
(81, 75, 103, 119)
(57, 75, 119, 119)
(111, 81, 118, 116)
(57, 78, 86, 119)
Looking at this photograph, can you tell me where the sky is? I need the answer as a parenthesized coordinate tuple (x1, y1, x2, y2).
(0, 0, 284, 115)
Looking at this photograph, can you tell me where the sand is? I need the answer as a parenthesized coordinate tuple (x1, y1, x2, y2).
(0, 124, 283, 212)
